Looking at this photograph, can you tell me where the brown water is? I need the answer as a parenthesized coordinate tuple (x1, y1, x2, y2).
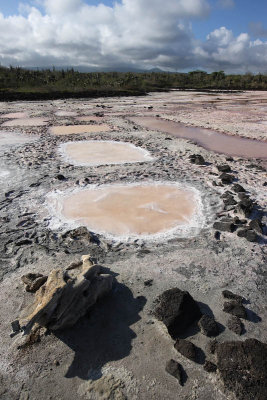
(130, 116, 267, 159)
(60, 140, 154, 166)
(2, 118, 48, 127)
(59, 183, 197, 237)
(49, 124, 111, 135)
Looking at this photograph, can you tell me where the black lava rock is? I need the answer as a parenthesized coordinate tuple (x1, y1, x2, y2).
(216, 339, 267, 400)
(220, 173, 235, 184)
(165, 359, 183, 385)
(237, 228, 258, 242)
(222, 290, 243, 304)
(198, 315, 219, 337)
(227, 316, 244, 335)
(213, 221, 235, 232)
(174, 339, 196, 361)
(189, 154, 205, 165)
(232, 184, 246, 193)
(153, 288, 202, 338)
(237, 198, 254, 217)
(217, 164, 231, 173)
(249, 219, 263, 234)
(203, 360, 217, 373)
(223, 301, 247, 319)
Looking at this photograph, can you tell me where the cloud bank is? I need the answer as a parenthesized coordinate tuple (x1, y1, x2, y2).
(0, 0, 266, 73)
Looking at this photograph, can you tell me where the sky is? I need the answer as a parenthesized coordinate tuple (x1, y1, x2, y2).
(0, 0, 267, 73)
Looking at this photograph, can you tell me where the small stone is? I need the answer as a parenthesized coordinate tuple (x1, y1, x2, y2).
(222, 290, 243, 304)
(227, 316, 244, 335)
(213, 221, 235, 232)
(11, 320, 20, 332)
(198, 315, 219, 337)
(214, 231, 220, 240)
(165, 359, 183, 385)
(232, 184, 246, 193)
(174, 339, 196, 361)
(217, 165, 231, 173)
(249, 219, 263, 234)
(220, 173, 235, 184)
(237, 228, 258, 242)
(223, 301, 247, 319)
(189, 154, 205, 165)
(144, 279, 153, 287)
(203, 360, 217, 373)
(54, 360, 60, 366)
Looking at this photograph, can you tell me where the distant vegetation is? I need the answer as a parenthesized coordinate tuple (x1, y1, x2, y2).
(0, 66, 267, 100)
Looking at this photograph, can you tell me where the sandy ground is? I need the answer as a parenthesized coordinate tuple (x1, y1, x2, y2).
(0, 90, 266, 400)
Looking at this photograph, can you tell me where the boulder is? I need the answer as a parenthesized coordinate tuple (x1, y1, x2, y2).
(165, 359, 183, 384)
(198, 315, 219, 337)
(174, 339, 196, 361)
(18, 255, 114, 334)
(237, 199, 254, 217)
(216, 339, 267, 400)
(153, 288, 202, 338)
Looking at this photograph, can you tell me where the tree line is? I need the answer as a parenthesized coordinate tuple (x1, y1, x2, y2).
(0, 66, 266, 100)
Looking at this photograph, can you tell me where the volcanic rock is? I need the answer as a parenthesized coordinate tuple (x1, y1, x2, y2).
(213, 221, 235, 232)
(232, 184, 246, 193)
(203, 360, 217, 373)
(220, 173, 235, 184)
(237, 228, 258, 242)
(153, 288, 202, 338)
(189, 154, 205, 165)
(223, 301, 247, 319)
(222, 290, 243, 304)
(165, 359, 183, 384)
(174, 339, 196, 361)
(216, 339, 267, 400)
(217, 164, 231, 173)
(18, 254, 114, 334)
(249, 219, 263, 234)
(21, 273, 48, 293)
(198, 315, 219, 337)
(227, 316, 244, 335)
(237, 198, 254, 217)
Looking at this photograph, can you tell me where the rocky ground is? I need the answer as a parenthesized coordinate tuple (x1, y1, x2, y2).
(0, 91, 266, 400)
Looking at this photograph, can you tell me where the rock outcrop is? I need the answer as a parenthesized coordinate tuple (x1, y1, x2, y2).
(19, 255, 114, 334)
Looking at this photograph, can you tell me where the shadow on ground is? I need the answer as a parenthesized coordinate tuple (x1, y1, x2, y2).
(55, 281, 146, 380)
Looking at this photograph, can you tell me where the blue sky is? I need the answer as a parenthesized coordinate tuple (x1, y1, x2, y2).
(0, 0, 267, 72)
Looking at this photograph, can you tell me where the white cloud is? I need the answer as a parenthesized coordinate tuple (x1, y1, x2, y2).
(0, 0, 266, 73)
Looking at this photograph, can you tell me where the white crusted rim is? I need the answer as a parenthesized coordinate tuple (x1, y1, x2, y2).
(46, 181, 207, 242)
(58, 140, 155, 166)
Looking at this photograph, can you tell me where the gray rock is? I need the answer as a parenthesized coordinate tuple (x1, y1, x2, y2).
(220, 173, 235, 184)
(249, 219, 263, 234)
(213, 221, 235, 232)
(11, 320, 20, 332)
(232, 184, 246, 193)
(203, 360, 217, 373)
(237, 228, 258, 242)
(217, 165, 231, 173)
(222, 290, 243, 304)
